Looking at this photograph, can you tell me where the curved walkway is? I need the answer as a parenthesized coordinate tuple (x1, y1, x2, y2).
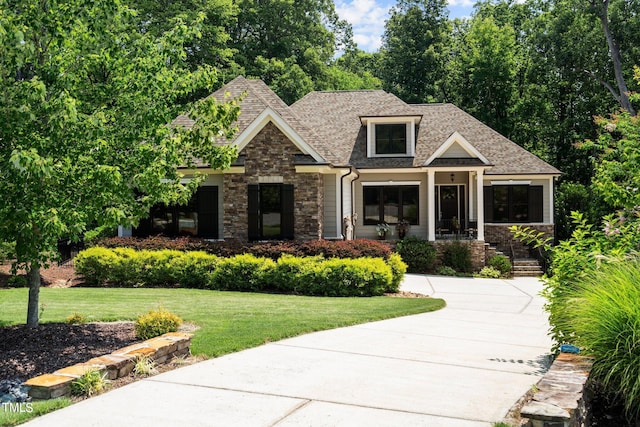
(25, 275, 552, 426)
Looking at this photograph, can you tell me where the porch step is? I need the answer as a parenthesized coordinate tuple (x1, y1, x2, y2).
(512, 258, 544, 277)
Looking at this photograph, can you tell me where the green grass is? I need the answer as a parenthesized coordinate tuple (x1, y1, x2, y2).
(0, 398, 71, 427)
(0, 288, 445, 357)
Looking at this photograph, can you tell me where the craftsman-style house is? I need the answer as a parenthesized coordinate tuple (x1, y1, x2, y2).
(125, 76, 560, 258)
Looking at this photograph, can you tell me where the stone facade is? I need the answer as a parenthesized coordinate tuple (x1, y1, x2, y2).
(223, 122, 323, 241)
(485, 224, 554, 258)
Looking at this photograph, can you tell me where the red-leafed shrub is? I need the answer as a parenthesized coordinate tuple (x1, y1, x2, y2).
(96, 237, 392, 260)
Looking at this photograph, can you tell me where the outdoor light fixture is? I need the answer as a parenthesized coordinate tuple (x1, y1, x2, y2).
(450, 173, 455, 182)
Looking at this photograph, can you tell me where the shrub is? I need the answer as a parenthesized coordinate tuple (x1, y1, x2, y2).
(208, 254, 275, 291)
(75, 247, 121, 285)
(476, 266, 501, 278)
(70, 369, 110, 397)
(268, 255, 319, 293)
(385, 253, 407, 292)
(311, 257, 392, 296)
(489, 255, 512, 275)
(442, 241, 471, 273)
(66, 313, 87, 324)
(567, 260, 640, 419)
(436, 266, 457, 276)
(395, 237, 436, 273)
(133, 355, 158, 376)
(6, 275, 27, 288)
(170, 251, 219, 288)
(135, 307, 183, 340)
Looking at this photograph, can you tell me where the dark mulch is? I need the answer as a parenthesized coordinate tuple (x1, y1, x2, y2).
(0, 322, 139, 382)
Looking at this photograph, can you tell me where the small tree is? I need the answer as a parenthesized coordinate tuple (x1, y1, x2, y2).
(0, 0, 240, 326)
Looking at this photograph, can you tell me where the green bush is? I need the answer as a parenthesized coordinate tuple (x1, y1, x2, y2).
(268, 255, 319, 293)
(208, 254, 275, 291)
(311, 257, 392, 296)
(395, 237, 436, 273)
(75, 247, 121, 285)
(6, 275, 28, 288)
(135, 307, 183, 340)
(385, 253, 407, 292)
(442, 241, 471, 273)
(66, 312, 87, 324)
(476, 266, 501, 278)
(70, 369, 110, 397)
(567, 260, 640, 419)
(489, 255, 511, 275)
(436, 266, 457, 276)
(171, 251, 219, 288)
(0, 240, 14, 263)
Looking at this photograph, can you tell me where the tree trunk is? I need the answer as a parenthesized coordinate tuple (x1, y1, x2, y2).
(597, 0, 636, 115)
(26, 264, 41, 327)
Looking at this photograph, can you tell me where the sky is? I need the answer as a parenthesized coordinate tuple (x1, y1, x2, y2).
(335, 0, 475, 52)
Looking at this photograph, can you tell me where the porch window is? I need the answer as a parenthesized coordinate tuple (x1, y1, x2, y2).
(375, 124, 407, 155)
(363, 186, 419, 225)
(484, 185, 543, 223)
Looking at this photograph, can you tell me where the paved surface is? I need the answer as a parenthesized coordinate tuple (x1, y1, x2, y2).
(25, 275, 552, 426)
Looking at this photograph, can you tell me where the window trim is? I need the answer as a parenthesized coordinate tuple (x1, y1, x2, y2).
(365, 117, 417, 158)
(363, 184, 420, 225)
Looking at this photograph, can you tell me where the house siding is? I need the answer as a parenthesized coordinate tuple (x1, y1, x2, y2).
(222, 121, 323, 241)
(323, 174, 338, 238)
(354, 171, 427, 240)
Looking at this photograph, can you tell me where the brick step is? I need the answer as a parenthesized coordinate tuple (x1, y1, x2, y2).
(513, 259, 541, 266)
(512, 258, 543, 276)
(512, 271, 544, 277)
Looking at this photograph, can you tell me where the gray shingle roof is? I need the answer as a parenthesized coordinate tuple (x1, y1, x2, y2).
(175, 77, 560, 175)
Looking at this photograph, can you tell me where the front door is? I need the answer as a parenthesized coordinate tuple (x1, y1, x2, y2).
(436, 185, 466, 232)
(248, 184, 294, 241)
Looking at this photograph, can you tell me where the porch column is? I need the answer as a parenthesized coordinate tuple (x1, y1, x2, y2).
(428, 169, 436, 241)
(476, 170, 485, 241)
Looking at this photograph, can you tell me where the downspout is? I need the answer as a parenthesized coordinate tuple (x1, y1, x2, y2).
(339, 167, 353, 240)
(350, 168, 360, 239)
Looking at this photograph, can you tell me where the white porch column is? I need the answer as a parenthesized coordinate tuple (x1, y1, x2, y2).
(476, 170, 485, 241)
(468, 172, 475, 222)
(428, 169, 436, 241)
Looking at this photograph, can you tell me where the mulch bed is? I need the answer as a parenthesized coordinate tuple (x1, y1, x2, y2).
(0, 322, 139, 382)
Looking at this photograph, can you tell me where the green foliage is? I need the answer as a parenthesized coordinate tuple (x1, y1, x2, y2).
(0, 241, 14, 263)
(66, 313, 87, 324)
(489, 255, 511, 275)
(6, 275, 27, 288)
(133, 355, 158, 377)
(565, 261, 640, 419)
(442, 241, 472, 273)
(0, 397, 71, 427)
(476, 266, 501, 279)
(209, 254, 275, 292)
(386, 253, 407, 292)
(395, 237, 436, 273)
(436, 266, 457, 276)
(0, 0, 241, 325)
(70, 370, 110, 397)
(135, 307, 183, 340)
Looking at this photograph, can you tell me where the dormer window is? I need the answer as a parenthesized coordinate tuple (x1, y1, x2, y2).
(362, 116, 421, 158)
(375, 124, 406, 154)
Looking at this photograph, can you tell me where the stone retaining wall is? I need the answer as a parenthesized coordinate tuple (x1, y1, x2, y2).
(432, 240, 486, 271)
(520, 353, 593, 427)
(24, 332, 193, 400)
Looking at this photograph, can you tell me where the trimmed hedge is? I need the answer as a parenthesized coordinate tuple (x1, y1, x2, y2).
(74, 247, 405, 297)
(96, 237, 392, 260)
(395, 237, 436, 273)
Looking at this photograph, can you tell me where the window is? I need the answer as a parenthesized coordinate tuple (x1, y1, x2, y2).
(375, 124, 407, 155)
(248, 184, 294, 241)
(484, 185, 543, 223)
(134, 186, 219, 238)
(363, 186, 419, 225)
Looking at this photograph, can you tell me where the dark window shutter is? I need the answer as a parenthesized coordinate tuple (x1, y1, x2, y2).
(483, 187, 493, 222)
(281, 184, 294, 240)
(529, 186, 544, 222)
(248, 184, 260, 241)
(197, 186, 219, 239)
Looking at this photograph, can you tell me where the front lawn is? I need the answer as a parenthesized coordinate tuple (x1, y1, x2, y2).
(0, 288, 445, 357)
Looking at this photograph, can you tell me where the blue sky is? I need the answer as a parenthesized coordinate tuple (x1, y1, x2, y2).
(335, 0, 475, 52)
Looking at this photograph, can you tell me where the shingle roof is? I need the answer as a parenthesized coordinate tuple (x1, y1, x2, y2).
(290, 91, 560, 175)
(175, 77, 560, 175)
(172, 76, 338, 165)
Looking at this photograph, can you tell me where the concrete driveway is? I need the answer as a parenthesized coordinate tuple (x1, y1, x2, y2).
(25, 275, 552, 426)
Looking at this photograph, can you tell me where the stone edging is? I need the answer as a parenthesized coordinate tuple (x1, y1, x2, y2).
(520, 353, 593, 427)
(23, 332, 193, 400)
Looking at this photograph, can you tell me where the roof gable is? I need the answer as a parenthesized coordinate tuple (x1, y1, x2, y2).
(424, 132, 490, 165)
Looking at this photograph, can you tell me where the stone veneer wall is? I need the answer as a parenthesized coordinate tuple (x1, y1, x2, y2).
(223, 122, 323, 241)
(432, 240, 486, 271)
(485, 224, 554, 258)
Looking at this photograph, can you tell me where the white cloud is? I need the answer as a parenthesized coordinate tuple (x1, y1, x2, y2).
(447, 0, 475, 7)
(335, 0, 391, 52)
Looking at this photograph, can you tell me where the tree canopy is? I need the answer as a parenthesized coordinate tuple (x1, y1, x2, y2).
(0, 0, 240, 326)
